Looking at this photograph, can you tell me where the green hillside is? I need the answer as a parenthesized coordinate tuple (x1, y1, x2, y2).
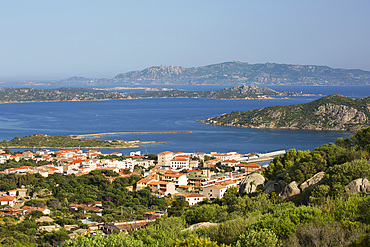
(203, 95, 370, 131)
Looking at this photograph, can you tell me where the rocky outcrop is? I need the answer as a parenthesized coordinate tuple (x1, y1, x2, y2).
(280, 181, 301, 199)
(263, 180, 286, 194)
(182, 222, 218, 232)
(299, 172, 326, 191)
(345, 178, 370, 194)
(204, 95, 370, 131)
(314, 103, 367, 126)
(239, 173, 265, 194)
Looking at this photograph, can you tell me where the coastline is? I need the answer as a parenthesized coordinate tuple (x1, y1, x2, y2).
(73, 131, 192, 137)
(0, 94, 316, 104)
(202, 121, 358, 132)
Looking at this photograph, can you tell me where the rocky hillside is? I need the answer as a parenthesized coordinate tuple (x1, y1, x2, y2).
(112, 61, 370, 86)
(0, 88, 127, 102)
(203, 95, 370, 131)
(130, 85, 309, 99)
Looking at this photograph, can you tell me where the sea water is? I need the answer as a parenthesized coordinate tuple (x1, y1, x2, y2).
(0, 86, 368, 155)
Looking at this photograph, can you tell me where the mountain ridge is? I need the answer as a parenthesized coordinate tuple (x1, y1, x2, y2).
(45, 61, 370, 86)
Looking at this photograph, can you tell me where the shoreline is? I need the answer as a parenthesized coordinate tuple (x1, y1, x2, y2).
(0, 94, 316, 104)
(73, 131, 192, 137)
(3, 141, 168, 150)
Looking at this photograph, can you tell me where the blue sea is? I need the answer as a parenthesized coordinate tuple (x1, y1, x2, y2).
(0, 86, 369, 155)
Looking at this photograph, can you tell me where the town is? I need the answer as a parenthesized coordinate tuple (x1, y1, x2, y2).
(0, 147, 285, 239)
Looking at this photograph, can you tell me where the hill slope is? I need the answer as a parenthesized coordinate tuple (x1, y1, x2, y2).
(129, 85, 309, 99)
(0, 85, 308, 103)
(203, 95, 370, 131)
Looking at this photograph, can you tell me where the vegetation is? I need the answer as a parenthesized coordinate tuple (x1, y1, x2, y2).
(1, 127, 369, 246)
(0, 87, 127, 103)
(63, 127, 370, 247)
(130, 85, 306, 100)
(204, 94, 370, 131)
(0, 134, 139, 148)
(0, 85, 308, 103)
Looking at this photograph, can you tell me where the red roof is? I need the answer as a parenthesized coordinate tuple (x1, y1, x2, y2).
(0, 196, 16, 202)
(236, 164, 261, 168)
(158, 151, 173, 155)
(183, 193, 206, 198)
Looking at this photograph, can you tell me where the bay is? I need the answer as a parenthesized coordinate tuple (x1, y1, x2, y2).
(0, 86, 368, 155)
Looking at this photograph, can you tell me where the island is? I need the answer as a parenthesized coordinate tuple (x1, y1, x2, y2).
(0, 134, 160, 149)
(0, 85, 311, 103)
(128, 85, 312, 100)
(32, 61, 369, 87)
(203, 95, 370, 131)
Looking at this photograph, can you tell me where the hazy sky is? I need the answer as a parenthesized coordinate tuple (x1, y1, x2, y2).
(1, 0, 369, 80)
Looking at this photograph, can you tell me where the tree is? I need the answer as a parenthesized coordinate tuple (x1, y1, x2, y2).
(168, 198, 189, 217)
(235, 229, 279, 247)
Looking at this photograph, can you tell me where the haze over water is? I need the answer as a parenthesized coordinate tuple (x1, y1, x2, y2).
(1, 86, 368, 155)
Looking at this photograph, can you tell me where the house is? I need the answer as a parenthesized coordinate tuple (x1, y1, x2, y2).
(181, 193, 207, 206)
(186, 172, 209, 188)
(110, 152, 123, 156)
(162, 173, 188, 186)
(217, 180, 238, 189)
(136, 177, 156, 190)
(0, 154, 10, 164)
(68, 204, 102, 216)
(0, 207, 22, 216)
(144, 211, 167, 220)
(170, 156, 190, 171)
(130, 151, 141, 156)
(221, 160, 240, 167)
(157, 151, 173, 167)
(7, 189, 17, 197)
(134, 159, 155, 169)
(17, 188, 27, 198)
(189, 160, 199, 168)
(147, 181, 177, 197)
(234, 164, 262, 173)
(203, 158, 221, 168)
(192, 152, 206, 161)
(200, 184, 227, 200)
(85, 150, 102, 159)
(100, 220, 154, 234)
(211, 152, 241, 161)
(22, 206, 50, 215)
(0, 196, 16, 207)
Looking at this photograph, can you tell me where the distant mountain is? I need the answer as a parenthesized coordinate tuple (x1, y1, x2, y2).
(8, 61, 370, 86)
(203, 95, 370, 131)
(112, 61, 370, 86)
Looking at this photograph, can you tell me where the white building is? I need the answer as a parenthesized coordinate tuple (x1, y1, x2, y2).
(157, 151, 174, 167)
(170, 156, 190, 171)
(181, 193, 206, 206)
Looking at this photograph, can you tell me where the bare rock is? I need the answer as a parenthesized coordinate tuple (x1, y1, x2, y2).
(345, 178, 370, 194)
(239, 173, 265, 194)
(280, 181, 301, 199)
(263, 180, 286, 194)
(299, 172, 326, 191)
(182, 222, 218, 232)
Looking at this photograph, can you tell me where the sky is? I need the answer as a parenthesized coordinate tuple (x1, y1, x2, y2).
(1, 0, 369, 81)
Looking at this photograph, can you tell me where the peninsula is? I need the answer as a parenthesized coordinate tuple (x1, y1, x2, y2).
(0, 134, 161, 149)
(0, 85, 310, 103)
(203, 95, 370, 131)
